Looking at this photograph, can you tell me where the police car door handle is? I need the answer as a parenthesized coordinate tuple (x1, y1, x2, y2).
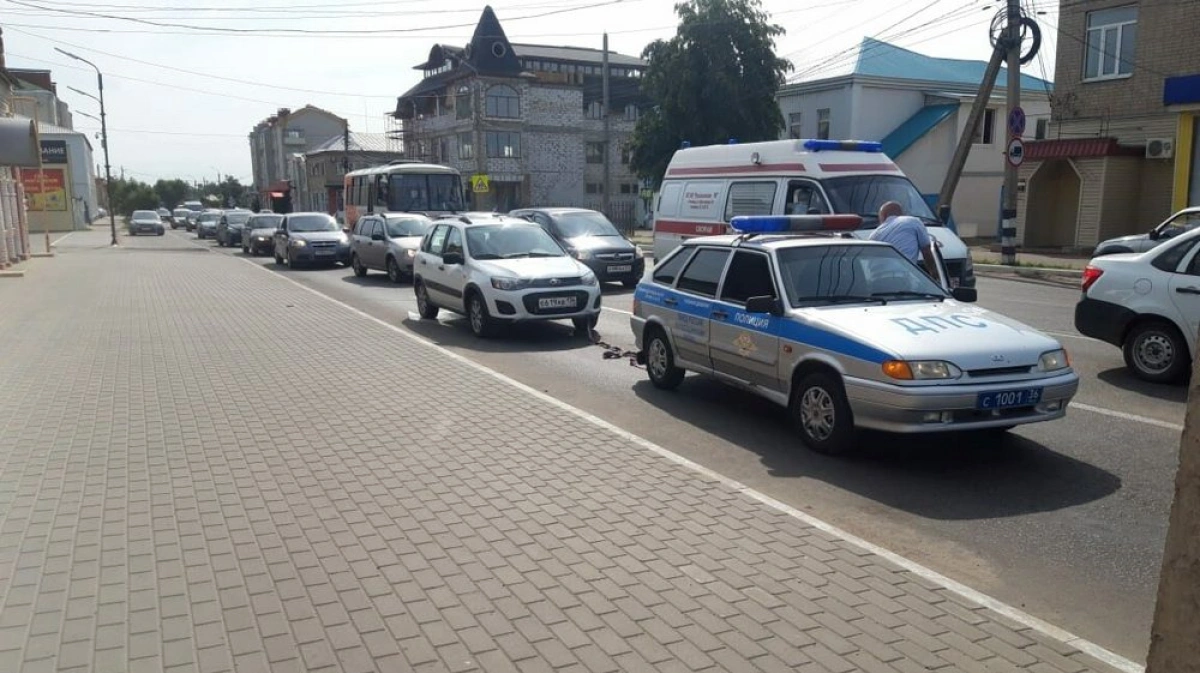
(1176, 286, 1200, 295)
(663, 297, 678, 306)
(711, 310, 729, 320)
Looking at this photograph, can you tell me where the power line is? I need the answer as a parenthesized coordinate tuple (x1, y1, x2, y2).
(1, 0, 595, 21)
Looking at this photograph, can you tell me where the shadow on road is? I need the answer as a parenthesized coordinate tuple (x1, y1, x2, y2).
(1097, 368, 1188, 403)
(340, 274, 411, 289)
(401, 312, 598, 354)
(631, 375, 1122, 521)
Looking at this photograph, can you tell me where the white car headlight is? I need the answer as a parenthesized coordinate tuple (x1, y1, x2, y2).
(581, 271, 597, 286)
(882, 360, 962, 380)
(491, 276, 531, 291)
(405, 248, 417, 257)
(1037, 349, 1070, 372)
(290, 239, 307, 247)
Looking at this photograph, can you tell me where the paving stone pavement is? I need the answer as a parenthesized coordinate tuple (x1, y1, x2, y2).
(0, 230, 1129, 673)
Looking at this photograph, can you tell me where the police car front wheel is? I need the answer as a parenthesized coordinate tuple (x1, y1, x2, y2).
(790, 372, 855, 455)
(645, 330, 685, 390)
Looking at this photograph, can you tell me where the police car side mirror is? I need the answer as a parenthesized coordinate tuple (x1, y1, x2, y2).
(951, 287, 977, 303)
(745, 295, 783, 316)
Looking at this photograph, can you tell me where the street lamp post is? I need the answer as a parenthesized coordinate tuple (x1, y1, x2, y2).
(57, 48, 116, 246)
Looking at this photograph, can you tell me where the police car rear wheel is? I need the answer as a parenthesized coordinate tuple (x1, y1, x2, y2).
(646, 331, 684, 390)
(791, 373, 854, 455)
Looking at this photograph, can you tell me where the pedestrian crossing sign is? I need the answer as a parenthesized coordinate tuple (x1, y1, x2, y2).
(470, 174, 490, 193)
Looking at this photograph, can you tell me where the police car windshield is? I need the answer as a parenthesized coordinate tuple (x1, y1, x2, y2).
(822, 175, 938, 228)
(779, 245, 946, 307)
(554, 212, 621, 238)
(466, 225, 566, 260)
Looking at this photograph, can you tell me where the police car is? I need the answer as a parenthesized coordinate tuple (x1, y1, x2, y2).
(631, 215, 1078, 455)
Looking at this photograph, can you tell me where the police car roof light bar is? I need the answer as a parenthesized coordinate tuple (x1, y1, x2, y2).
(802, 139, 884, 153)
(729, 214, 863, 234)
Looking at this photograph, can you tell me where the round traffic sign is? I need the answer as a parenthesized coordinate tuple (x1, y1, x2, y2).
(1008, 106, 1026, 137)
(1007, 138, 1025, 167)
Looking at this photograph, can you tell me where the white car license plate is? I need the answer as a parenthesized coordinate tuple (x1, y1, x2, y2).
(315, 249, 334, 256)
(538, 296, 577, 309)
(608, 265, 632, 274)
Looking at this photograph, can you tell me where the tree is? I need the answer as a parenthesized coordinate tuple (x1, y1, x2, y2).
(108, 177, 158, 216)
(629, 0, 791, 186)
(153, 179, 191, 210)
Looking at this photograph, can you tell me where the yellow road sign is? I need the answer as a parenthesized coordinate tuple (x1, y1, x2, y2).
(470, 174, 490, 193)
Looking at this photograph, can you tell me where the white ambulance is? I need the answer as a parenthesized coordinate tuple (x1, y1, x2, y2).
(652, 139, 975, 289)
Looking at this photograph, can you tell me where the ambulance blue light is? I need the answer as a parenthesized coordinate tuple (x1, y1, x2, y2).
(803, 139, 884, 153)
(680, 140, 691, 149)
(728, 138, 738, 144)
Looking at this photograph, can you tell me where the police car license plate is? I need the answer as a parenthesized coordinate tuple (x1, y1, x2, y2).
(538, 297, 576, 309)
(608, 265, 632, 274)
(977, 388, 1043, 410)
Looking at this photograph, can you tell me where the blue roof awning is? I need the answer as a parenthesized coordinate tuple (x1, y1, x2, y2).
(880, 104, 958, 159)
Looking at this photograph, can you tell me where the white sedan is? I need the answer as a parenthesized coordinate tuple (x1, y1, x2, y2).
(1075, 226, 1200, 383)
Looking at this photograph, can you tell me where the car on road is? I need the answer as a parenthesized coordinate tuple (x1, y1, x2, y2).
(215, 210, 254, 248)
(156, 207, 171, 220)
(1092, 207, 1200, 257)
(631, 214, 1078, 455)
(1075, 226, 1200, 383)
(349, 213, 433, 283)
(242, 213, 283, 256)
(128, 210, 165, 236)
(272, 212, 351, 268)
(194, 210, 223, 239)
(510, 208, 645, 288)
(170, 207, 191, 229)
(413, 214, 602, 337)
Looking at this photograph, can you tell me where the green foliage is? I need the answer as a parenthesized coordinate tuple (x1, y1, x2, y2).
(629, 0, 791, 186)
(152, 179, 191, 210)
(108, 177, 158, 216)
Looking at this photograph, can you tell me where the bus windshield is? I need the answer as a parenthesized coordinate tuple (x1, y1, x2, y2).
(389, 174, 464, 213)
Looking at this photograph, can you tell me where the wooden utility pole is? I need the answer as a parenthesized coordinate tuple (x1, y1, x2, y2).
(999, 0, 1021, 266)
(1145, 365, 1200, 671)
(934, 48, 1004, 221)
(601, 32, 611, 219)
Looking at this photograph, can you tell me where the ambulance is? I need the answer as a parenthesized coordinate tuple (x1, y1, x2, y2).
(651, 139, 975, 289)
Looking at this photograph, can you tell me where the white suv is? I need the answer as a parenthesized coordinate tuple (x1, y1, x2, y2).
(1076, 226, 1200, 383)
(413, 215, 602, 337)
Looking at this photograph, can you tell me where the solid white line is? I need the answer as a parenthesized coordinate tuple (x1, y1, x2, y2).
(1072, 402, 1183, 433)
(602, 306, 632, 316)
(185, 234, 1142, 673)
(50, 232, 75, 246)
(1044, 330, 1104, 344)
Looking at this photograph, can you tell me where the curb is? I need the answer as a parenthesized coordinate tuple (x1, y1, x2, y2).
(974, 264, 1081, 288)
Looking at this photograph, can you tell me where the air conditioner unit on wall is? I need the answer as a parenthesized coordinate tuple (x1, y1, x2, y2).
(1146, 138, 1175, 159)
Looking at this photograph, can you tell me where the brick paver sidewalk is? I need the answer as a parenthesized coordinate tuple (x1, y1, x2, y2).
(0, 232, 1132, 673)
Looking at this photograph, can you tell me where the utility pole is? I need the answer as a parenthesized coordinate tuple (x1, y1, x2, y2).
(1000, 0, 1021, 266)
(343, 120, 350, 217)
(474, 78, 487, 210)
(601, 32, 611, 220)
(935, 49, 1004, 221)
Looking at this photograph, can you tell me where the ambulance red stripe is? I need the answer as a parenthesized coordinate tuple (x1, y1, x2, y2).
(665, 162, 807, 176)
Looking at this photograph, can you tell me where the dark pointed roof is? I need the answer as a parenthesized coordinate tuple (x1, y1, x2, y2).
(463, 6, 522, 77)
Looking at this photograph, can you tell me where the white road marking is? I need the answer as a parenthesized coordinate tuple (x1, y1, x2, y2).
(1044, 330, 1104, 344)
(186, 232, 1142, 673)
(1073, 402, 1184, 433)
(50, 232, 75, 246)
(602, 306, 633, 316)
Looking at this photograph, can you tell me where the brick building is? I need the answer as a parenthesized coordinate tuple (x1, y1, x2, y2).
(1017, 0, 1200, 250)
(248, 105, 345, 212)
(296, 132, 405, 216)
(393, 6, 649, 226)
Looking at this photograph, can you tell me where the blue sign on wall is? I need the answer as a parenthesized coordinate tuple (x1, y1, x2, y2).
(1164, 74, 1200, 106)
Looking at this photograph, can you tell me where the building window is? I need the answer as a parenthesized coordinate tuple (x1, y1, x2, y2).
(585, 141, 605, 164)
(486, 131, 520, 158)
(1035, 118, 1049, 140)
(456, 86, 471, 119)
(438, 138, 450, 163)
(816, 109, 830, 140)
(624, 104, 639, 121)
(1085, 6, 1137, 81)
(485, 85, 520, 119)
(620, 144, 632, 164)
(586, 183, 604, 195)
(458, 132, 474, 160)
(585, 101, 604, 119)
(788, 112, 803, 139)
(974, 109, 996, 144)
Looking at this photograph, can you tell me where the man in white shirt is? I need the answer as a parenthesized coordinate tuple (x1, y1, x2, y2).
(869, 201, 938, 277)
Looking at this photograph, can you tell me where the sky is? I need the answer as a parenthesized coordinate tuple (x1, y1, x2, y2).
(1, 0, 1059, 185)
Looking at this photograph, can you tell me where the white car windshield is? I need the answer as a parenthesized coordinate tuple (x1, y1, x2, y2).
(466, 225, 566, 260)
(778, 244, 946, 306)
(385, 217, 432, 238)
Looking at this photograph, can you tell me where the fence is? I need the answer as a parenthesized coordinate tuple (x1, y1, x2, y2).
(0, 166, 30, 269)
(583, 199, 638, 234)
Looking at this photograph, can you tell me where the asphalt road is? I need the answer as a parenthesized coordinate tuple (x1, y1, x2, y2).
(179, 230, 1180, 662)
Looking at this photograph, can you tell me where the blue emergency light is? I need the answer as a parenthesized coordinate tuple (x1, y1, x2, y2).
(730, 214, 863, 233)
(802, 139, 884, 153)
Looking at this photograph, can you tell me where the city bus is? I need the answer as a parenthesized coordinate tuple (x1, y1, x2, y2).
(342, 162, 465, 229)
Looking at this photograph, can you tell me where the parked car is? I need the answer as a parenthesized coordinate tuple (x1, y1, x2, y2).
(242, 213, 284, 256)
(128, 210, 165, 236)
(272, 212, 351, 268)
(194, 210, 223, 239)
(1076, 226, 1200, 383)
(215, 210, 254, 248)
(170, 207, 191, 229)
(1093, 207, 1200, 257)
(510, 208, 645, 288)
(349, 213, 434, 283)
(632, 214, 1076, 455)
(412, 214, 602, 337)
(156, 207, 171, 220)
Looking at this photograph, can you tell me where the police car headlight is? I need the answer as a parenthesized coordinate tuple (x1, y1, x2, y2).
(882, 360, 962, 380)
(581, 271, 597, 286)
(490, 276, 531, 291)
(1037, 349, 1069, 372)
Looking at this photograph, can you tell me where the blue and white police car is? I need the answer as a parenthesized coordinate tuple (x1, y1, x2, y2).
(630, 215, 1078, 455)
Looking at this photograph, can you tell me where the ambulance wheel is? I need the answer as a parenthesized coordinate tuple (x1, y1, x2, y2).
(645, 328, 684, 390)
(791, 372, 855, 455)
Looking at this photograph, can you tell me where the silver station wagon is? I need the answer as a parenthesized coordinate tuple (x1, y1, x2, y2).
(630, 215, 1079, 455)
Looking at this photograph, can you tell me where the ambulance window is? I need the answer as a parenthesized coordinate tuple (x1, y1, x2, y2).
(720, 251, 776, 304)
(658, 183, 682, 217)
(785, 181, 829, 215)
(724, 181, 777, 221)
(652, 247, 693, 285)
(677, 248, 731, 298)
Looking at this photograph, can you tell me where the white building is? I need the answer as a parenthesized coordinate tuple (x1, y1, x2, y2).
(777, 38, 1053, 238)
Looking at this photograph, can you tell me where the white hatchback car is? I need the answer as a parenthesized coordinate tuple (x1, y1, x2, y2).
(1076, 226, 1200, 383)
(413, 215, 602, 337)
